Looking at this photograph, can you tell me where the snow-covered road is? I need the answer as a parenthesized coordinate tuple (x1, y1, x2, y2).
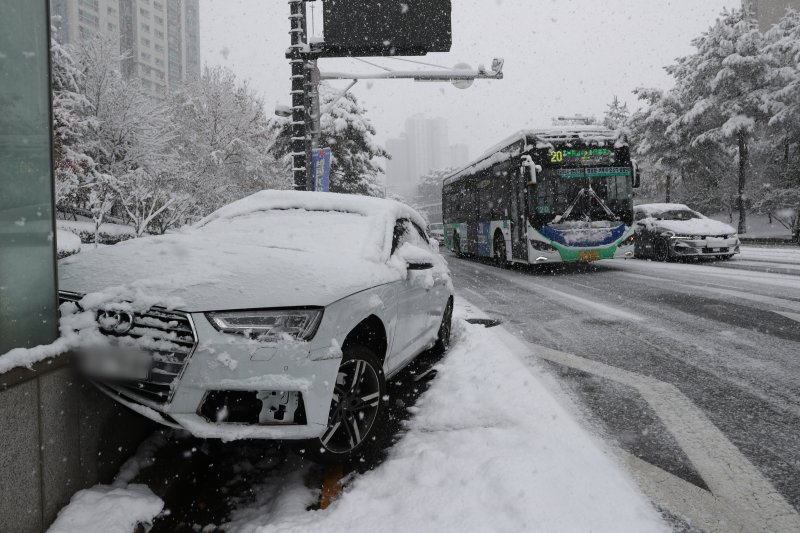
(448, 248, 800, 531)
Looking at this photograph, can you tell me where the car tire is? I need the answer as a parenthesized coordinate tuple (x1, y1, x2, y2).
(493, 231, 508, 267)
(433, 297, 454, 355)
(653, 238, 671, 262)
(299, 346, 387, 465)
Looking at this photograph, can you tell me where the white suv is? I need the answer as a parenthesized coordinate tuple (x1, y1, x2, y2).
(59, 191, 454, 463)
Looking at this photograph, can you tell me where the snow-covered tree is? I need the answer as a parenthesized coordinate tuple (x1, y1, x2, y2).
(667, 9, 770, 233)
(167, 66, 289, 214)
(51, 35, 96, 216)
(759, 9, 800, 240)
(603, 96, 630, 130)
(271, 84, 389, 197)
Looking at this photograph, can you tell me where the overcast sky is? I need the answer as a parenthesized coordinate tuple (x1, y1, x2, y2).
(200, 0, 739, 156)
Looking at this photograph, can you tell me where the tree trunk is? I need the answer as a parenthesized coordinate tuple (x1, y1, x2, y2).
(737, 130, 748, 234)
(665, 175, 672, 203)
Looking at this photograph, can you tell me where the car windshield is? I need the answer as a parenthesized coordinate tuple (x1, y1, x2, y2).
(198, 209, 374, 258)
(654, 209, 701, 221)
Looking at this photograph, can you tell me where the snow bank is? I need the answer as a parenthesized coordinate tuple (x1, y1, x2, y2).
(226, 304, 666, 533)
(56, 229, 82, 258)
(47, 484, 162, 533)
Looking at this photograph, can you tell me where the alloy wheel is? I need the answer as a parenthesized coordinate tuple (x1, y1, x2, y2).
(320, 358, 382, 454)
(654, 239, 671, 262)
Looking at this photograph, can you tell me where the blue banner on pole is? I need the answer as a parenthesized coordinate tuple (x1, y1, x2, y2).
(312, 148, 332, 192)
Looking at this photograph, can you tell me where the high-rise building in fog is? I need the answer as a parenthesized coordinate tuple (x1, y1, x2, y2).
(449, 144, 470, 169)
(386, 116, 469, 201)
(51, 0, 200, 97)
(743, 0, 800, 30)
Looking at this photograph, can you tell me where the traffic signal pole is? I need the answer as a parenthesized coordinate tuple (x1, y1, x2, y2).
(286, 0, 503, 193)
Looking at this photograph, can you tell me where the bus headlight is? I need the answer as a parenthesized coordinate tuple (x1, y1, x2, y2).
(530, 240, 558, 252)
(619, 235, 636, 247)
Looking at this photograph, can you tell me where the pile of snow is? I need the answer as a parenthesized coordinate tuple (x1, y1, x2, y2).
(57, 219, 136, 244)
(56, 229, 82, 258)
(49, 432, 170, 533)
(224, 303, 667, 533)
(48, 485, 162, 533)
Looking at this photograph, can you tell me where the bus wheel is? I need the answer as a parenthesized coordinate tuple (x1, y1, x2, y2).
(653, 238, 671, 262)
(493, 232, 508, 267)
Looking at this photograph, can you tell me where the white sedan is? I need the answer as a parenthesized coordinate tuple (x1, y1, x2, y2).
(59, 191, 454, 463)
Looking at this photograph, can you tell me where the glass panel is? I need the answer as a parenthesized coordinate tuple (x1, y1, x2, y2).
(0, 0, 59, 356)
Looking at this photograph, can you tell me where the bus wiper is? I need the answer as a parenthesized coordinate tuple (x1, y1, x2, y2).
(553, 187, 619, 224)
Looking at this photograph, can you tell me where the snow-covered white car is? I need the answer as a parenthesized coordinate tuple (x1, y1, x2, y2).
(58, 191, 454, 463)
(633, 203, 740, 261)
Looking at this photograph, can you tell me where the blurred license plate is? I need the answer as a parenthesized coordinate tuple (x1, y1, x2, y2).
(78, 347, 151, 380)
(579, 250, 600, 262)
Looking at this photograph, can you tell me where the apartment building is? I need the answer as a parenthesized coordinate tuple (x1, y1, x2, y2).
(51, 0, 201, 96)
(743, 0, 800, 30)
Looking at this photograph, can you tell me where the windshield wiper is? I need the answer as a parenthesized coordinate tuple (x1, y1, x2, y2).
(552, 186, 619, 224)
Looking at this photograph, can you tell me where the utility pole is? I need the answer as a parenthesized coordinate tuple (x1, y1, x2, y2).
(287, 0, 308, 190)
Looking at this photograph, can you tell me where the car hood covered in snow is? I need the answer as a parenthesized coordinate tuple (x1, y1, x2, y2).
(651, 217, 736, 236)
(59, 191, 430, 311)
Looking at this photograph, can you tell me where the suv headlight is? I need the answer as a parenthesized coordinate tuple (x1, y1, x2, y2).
(206, 309, 323, 342)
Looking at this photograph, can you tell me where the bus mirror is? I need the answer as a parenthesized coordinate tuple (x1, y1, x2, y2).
(632, 160, 641, 189)
(521, 156, 537, 185)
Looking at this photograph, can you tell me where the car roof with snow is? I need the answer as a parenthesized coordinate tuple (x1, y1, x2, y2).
(196, 190, 427, 232)
(635, 203, 695, 216)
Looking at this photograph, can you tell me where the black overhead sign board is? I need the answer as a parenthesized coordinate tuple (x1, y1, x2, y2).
(322, 0, 452, 57)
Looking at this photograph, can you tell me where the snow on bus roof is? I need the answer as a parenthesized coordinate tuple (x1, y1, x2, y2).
(443, 127, 627, 185)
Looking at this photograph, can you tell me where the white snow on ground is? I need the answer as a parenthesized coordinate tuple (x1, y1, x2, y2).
(225, 302, 667, 533)
(57, 218, 137, 238)
(739, 245, 800, 264)
(56, 229, 81, 256)
(47, 485, 162, 533)
(48, 432, 171, 533)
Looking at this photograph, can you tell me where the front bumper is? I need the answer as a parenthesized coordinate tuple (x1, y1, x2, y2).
(670, 237, 740, 257)
(100, 312, 342, 441)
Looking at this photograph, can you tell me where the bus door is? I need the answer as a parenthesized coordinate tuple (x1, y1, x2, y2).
(509, 165, 528, 261)
(467, 188, 479, 254)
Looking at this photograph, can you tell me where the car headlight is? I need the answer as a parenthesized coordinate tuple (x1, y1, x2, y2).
(206, 309, 323, 342)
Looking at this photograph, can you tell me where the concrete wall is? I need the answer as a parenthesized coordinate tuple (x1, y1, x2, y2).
(0, 361, 156, 532)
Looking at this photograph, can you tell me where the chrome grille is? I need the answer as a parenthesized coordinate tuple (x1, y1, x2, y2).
(59, 292, 197, 405)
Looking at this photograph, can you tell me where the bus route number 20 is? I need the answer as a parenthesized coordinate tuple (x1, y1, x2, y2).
(550, 150, 564, 163)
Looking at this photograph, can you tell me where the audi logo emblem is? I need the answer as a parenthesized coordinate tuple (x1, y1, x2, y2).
(97, 310, 135, 335)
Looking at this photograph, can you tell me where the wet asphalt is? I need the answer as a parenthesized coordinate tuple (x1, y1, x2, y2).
(446, 251, 800, 514)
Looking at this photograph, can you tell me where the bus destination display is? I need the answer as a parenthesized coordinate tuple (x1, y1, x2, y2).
(548, 147, 615, 166)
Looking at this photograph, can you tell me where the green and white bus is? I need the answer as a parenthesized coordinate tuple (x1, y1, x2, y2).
(442, 127, 640, 264)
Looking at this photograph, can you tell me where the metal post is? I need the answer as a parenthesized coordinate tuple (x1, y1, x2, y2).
(287, 0, 307, 190)
(306, 57, 322, 190)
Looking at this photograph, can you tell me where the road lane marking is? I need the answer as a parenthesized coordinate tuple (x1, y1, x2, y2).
(775, 311, 800, 323)
(477, 266, 644, 322)
(492, 326, 800, 533)
(618, 271, 800, 313)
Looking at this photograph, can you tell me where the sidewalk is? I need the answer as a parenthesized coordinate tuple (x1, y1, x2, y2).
(50, 299, 668, 533)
